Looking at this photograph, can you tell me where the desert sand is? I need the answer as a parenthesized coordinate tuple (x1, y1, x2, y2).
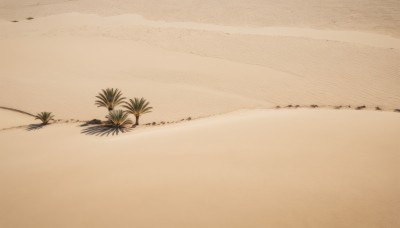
(1, 0, 400, 227)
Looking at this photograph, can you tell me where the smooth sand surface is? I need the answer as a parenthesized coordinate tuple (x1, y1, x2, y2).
(1, 110, 399, 228)
(1, 0, 400, 37)
(1, 1, 400, 227)
(1, 10, 400, 121)
(0, 109, 34, 129)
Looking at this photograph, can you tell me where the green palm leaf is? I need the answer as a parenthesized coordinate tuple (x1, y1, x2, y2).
(95, 88, 126, 111)
(106, 110, 133, 127)
(123, 97, 153, 125)
(35, 112, 55, 125)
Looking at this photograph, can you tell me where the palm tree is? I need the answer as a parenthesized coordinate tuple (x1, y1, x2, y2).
(35, 112, 54, 125)
(123, 97, 153, 125)
(95, 88, 126, 111)
(106, 110, 133, 128)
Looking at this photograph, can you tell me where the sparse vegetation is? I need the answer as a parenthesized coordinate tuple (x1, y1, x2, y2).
(123, 97, 153, 125)
(95, 88, 126, 111)
(35, 112, 54, 125)
(106, 110, 133, 128)
(8, 88, 393, 136)
(84, 119, 102, 125)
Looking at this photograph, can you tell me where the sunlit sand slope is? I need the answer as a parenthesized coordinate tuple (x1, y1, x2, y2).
(0, 109, 399, 228)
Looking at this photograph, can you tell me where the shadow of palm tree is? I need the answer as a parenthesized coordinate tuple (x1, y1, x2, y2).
(26, 123, 45, 131)
(81, 124, 131, 136)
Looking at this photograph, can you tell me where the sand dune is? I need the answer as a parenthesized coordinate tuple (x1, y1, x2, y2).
(0, 109, 399, 227)
(1, 13, 399, 120)
(0, 109, 34, 129)
(1, 1, 399, 227)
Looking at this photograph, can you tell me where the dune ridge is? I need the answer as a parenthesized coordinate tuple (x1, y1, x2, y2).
(0, 106, 35, 117)
(2, 104, 399, 132)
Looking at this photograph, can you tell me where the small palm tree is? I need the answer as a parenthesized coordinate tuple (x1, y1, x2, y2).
(95, 88, 126, 111)
(106, 110, 133, 128)
(35, 112, 54, 125)
(123, 97, 153, 126)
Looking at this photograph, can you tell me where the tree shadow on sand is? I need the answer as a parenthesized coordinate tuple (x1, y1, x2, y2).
(81, 124, 131, 136)
(26, 123, 45, 131)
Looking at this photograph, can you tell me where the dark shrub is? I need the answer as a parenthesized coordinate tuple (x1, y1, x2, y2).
(87, 119, 102, 125)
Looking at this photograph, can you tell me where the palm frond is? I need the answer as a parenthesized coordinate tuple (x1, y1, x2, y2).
(123, 97, 153, 116)
(123, 97, 153, 125)
(106, 110, 133, 127)
(95, 88, 126, 111)
(35, 112, 54, 125)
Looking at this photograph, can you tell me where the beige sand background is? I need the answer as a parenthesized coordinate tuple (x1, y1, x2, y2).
(0, 0, 400, 227)
(1, 110, 400, 228)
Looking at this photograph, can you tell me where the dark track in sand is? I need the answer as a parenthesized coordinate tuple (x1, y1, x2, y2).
(0, 106, 35, 117)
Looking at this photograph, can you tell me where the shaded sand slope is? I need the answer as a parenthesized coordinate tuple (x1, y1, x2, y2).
(1, 31, 399, 121)
(0, 37, 274, 121)
(0, 109, 399, 227)
(0, 109, 34, 129)
(1, 1, 399, 125)
(1, 11, 400, 124)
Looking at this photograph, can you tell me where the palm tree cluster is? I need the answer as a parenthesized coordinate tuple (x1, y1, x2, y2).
(95, 88, 153, 128)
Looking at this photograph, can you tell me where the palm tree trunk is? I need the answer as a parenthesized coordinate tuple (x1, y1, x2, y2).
(135, 115, 139, 125)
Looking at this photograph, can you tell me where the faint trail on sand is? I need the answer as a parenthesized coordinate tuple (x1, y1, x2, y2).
(0, 106, 35, 117)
